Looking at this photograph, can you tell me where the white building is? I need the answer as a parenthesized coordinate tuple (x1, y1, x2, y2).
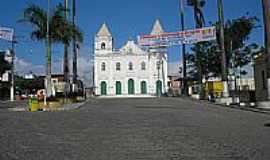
(94, 20, 168, 96)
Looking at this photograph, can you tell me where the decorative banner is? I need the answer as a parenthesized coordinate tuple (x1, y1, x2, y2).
(138, 26, 216, 47)
(0, 27, 14, 41)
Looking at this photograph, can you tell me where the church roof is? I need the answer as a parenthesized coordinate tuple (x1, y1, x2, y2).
(120, 40, 146, 55)
(151, 19, 164, 35)
(96, 23, 112, 37)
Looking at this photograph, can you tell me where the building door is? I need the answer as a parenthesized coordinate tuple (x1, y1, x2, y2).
(116, 81, 122, 95)
(128, 79, 135, 95)
(101, 81, 107, 95)
(156, 80, 162, 96)
(141, 81, 147, 94)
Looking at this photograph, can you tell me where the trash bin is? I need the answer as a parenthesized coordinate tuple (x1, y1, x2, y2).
(29, 97, 39, 112)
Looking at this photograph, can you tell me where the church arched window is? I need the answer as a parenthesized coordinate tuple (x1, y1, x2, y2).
(101, 62, 106, 71)
(128, 62, 133, 71)
(101, 42, 106, 50)
(141, 61, 146, 70)
(116, 62, 121, 71)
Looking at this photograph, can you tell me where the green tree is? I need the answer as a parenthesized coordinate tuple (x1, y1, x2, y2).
(60, 2, 83, 83)
(20, 3, 83, 96)
(187, 41, 221, 79)
(187, 16, 262, 79)
(15, 75, 44, 94)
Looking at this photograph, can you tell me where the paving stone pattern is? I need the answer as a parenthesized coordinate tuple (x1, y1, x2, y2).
(0, 98, 270, 160)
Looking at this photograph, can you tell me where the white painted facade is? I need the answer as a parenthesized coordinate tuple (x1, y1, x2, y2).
(94, 20, 168, 96)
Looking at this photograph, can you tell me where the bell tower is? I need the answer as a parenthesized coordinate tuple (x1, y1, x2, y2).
(95, 23, 113, 55)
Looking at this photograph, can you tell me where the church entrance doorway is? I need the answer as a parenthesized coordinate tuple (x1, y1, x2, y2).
(156, 80, 162, 96)
(116, 81, 122, 95)
(101, 81, 107, 95)
(128, 79, 135, 95)
(141, 81, 147, 94)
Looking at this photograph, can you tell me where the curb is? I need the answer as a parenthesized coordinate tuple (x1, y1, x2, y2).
(42, 102, 85, 111)
(7, 102, 86, 112)
(183, 97, 270, 115)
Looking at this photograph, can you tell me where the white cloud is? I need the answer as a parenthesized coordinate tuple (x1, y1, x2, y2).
(76, 55, 93, 87)
(15, 57, 44, 75)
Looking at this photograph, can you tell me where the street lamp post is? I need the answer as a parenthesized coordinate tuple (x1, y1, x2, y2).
(187, 0, 205, 98)
(180, 0, 188, 96)
(157, 60, 161, 97)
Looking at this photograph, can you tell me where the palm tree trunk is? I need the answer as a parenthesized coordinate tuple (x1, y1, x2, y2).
(46, 37, 52, 97)
(218, 0, 229, 97)
(72, 0, 77, 85)
(262, 0, 270, 100)
(64, 43, 69, 82)
(46, 0, 52, 98)
(63, 0, 69, 83)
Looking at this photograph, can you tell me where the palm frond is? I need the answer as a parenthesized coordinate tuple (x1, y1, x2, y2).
(20, 4, 47, 40)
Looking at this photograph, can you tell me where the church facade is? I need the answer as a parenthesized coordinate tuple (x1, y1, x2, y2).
(94, 20, 168, 96)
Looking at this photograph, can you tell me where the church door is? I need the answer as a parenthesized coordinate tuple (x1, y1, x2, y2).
(101, 81, 107, 95)
(141, 81, 147, 94)
(156, 80, 162, 96)
(128, 79, 135, 95)
(116, 81, 122, 95)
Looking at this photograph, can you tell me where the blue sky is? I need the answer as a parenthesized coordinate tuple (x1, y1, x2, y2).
(0, 0, 265, 85)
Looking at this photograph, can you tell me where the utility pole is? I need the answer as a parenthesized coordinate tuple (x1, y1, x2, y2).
(72, 0, 78, 86)
(187, 0, 205, 98)
(10, 35, 15, 101)
(180, 0, 188, 95)
(218, 0, 229, 97)
(262, 0, 270, 100)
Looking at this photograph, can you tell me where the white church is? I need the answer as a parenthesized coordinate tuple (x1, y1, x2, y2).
(94, 20, 168, 97)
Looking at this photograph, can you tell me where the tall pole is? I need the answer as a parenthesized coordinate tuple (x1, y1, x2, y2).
(63, 0, 69, 83)
(218, 0, 229, 97)
(188, 0, 204, 98)
(262, 0, 270, 100)
(10, 35, 15, 101)
(72, 0, 77, 85)
(180, 0, 187, 95)
(45, 0, 52, 100)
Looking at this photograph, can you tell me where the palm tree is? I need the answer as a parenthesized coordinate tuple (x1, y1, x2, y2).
(58, 2, 83, 86)
(21, 3, 83, 97)
(262, 0, 270, 100)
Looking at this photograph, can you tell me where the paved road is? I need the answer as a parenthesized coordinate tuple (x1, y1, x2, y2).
(0, 98, 270, 160)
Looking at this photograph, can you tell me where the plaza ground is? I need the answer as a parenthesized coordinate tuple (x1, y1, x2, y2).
(0, 97, 270, 160)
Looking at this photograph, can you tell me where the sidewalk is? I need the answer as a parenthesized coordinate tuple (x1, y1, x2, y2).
(5, 101, 85, 112)
(186, 97, 270, 115)
(0, 100, 28, 109)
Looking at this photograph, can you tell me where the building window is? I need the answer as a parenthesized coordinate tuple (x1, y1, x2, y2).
(128, 62, 133, 71)
(116, 62, 121, 71)
(101, 42, 106, 50)
(156, 61, 161, 70)
(141, 62, 146, 70)
(101, 62, 106, 71)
